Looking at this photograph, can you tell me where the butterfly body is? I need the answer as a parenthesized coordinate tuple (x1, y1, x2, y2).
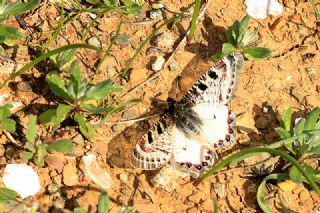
(132, 53, 244, 177)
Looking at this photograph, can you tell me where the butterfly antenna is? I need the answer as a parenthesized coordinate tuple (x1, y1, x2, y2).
(103, 112, 163, 125)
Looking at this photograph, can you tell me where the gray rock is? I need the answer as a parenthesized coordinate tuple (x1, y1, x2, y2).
(155, 33, 175, 50)
(114, 34, 130, 46)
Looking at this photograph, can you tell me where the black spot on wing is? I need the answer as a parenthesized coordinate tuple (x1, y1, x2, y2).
(197, 82, 208, 91)
(208, 70, 218, 79)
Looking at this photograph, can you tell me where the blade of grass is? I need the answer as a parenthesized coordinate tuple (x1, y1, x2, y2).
(257, 173, 289, 213)
(309, 0, 320, 21)
(187, 0, 201, 42)
(195, 147, 320, 196)
(0, 43, 101, 89)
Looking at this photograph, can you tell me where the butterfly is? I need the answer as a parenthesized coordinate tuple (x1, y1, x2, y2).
(132, 53, 244, 177)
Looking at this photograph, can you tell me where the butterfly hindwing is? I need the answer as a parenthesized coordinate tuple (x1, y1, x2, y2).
(131, 115, 174, 170)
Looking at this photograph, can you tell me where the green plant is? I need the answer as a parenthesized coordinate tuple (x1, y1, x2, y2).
(187, 0, 201, 42)
(20, 115, 73, 167)
(197, 108, 320, 213)
(74, 192, 136, 213)
(85, 0, 141, 16)
(0, 104, 16, 132)
(212, 15, 271, 61)
(40, 55, 138, 140)
(0, 0, 39, 51)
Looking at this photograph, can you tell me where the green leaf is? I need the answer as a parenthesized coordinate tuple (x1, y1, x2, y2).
(56, 104, 72, 121)
(289, 166, 303, 184)
(74, 113, 94, 141)
(47, 139, 74, 153)
(50, 49, 77, 69)
(304, 108, 320, 131)
(69, 60, 81, 99)
(2, 118, 16, 132)
(0, 188, 18, 203)
(19, 151, 34, 160)
(0, 104, 12, 121)
(107, 99, 140, 116)
(243, 47, 271, 60)
(34, 143, 47, 167)
(80, 103, 109, 114)
(275, 127, 291, 139)
(46, 71, 70, 100)
(221, 43, 236, 55)
(39, 104, 72, 126)
(84, 80, 123, 101)
(281, 107, 292, 131)
(241, 28, 258, 47)
(25, 142, 36, 153)
(211, 52, 224, 61)
(256, 173, 289, 213)
(294, 118, 305, 136)
(98, 192, 109, 213)
(0, 25, 24, 40)
(74, 208, 88, 213)
(3, 0, 39, 16)
(26, 115, 37, 144)
(237, 15, 250, 44)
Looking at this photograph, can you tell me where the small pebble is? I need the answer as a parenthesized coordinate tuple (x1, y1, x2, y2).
(17, 81, 32, 92)
(47, 183, 60, 195)
(87, 36, 102, 48)
(53, 197, 65, 209)
(73, 134, 84, 145)
(114, 34, 130, 47)
(122, 110, 137, 119)
(155, 33, 175, 50)
(149, 9, 162, 20)
(169, 60, 180, 71)
(152, 56, 165, 71)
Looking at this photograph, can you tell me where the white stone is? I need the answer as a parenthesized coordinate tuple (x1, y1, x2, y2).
(152, 56, 165, 71)
(83, 154, 112, 189)
(2, 164, 41, 199)
(246, 0, 283, 19)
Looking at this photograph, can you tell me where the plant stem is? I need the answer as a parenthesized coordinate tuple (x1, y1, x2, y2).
(0, 44, 101, 89)
(187, 0, 201, 42)
(96, 17, 123, 74)
(121, 12, 185, 78)
(82, 13, 104, 42)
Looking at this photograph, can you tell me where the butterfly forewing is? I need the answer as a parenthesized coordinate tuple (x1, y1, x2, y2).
(182, 53, 244, 105)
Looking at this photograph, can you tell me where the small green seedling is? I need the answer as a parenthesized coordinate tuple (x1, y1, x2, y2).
(212, 15, 271, 61)
(41, 56, 138, 140)
(74, 192, 136, 213)
(0, 0, 40, 51)
(20, 115, 73, 167)
(0, 104, 16, 132)
(85, 0, 141, 16)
